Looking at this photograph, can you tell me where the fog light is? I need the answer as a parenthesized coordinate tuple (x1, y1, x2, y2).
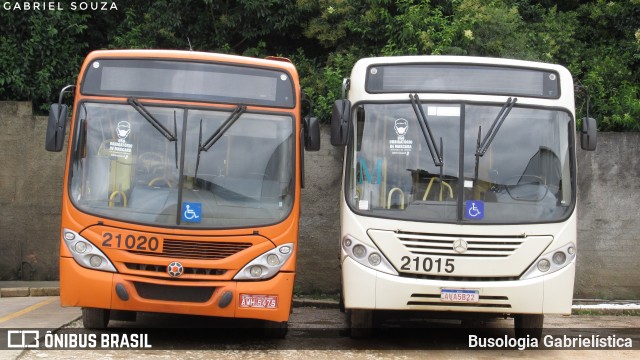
(74, 241, 88, 254)
(344, 238, 352, 247)
(89, 255, 102, 268)
(267, 254, 280, 266)
(368, 253, 382, 267)
(537, 259, 551, 272)
(64, 232, 75, 241)
(249, 265, 263, 278)
(352, 244, 366, 258)
(552, 251, 567, 265)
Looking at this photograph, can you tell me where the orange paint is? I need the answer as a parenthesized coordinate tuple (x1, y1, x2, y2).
(56, 50, 305, 324)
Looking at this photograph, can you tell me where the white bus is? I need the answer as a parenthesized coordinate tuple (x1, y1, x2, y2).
(331, 56, 597, 338)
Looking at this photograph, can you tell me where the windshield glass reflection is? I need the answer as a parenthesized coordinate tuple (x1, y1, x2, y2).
(70, 102, 294, 228)
(347, 103, 573, 224)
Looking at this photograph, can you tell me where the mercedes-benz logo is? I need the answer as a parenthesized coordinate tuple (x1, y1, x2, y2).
(453, 239, 468, 254)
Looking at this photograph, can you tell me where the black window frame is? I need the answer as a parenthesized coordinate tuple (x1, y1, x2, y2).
(80, 58, 296, 108)
(365, 63, 561, 99)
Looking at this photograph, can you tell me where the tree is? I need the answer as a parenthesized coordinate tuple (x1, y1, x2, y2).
(0, 0, 638, 130)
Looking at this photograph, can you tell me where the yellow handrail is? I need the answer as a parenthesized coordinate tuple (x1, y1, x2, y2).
(423, 177, 453, 201)
(108, 190, 128, 207)
(387, 188, 405, 209)
(148, 176, 173, 188)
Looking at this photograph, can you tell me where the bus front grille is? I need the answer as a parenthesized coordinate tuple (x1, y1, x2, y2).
(128, 239, 252, 260)
(133, 282, 216, 303)
(407, 293, 512, 309)
(399, 273, 519, 282)
(125, 263, 227, 277)
(397, 231, 524, 258)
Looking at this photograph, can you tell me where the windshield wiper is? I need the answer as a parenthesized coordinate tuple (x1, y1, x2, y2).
(127, 98, 179, 168)
(409, 94, 443, 168)
(195, 105, 246, 178)
(199, 106, 246, 152)
(127, 98, 177, 142)
(475, 97, 517, 157)
(474, 97, 517, 181)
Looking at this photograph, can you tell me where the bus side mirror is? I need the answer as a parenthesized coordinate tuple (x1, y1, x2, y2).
(304, 116, 321, 151)
(331, 99, 351, 146)
(45, 103, 68, 152)
(580, 117, 597, 151)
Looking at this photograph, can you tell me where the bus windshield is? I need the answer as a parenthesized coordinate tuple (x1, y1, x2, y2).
(70, 102, 294, 228)
(347, 102, 573, 224)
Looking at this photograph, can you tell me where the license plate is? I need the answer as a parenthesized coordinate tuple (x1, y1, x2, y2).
(239, 294, 278, 309)
(440, 288, 479, 303)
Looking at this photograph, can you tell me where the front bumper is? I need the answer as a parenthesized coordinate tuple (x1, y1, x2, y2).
(342, 256, 575, 315)
(60, 257, 294, 322)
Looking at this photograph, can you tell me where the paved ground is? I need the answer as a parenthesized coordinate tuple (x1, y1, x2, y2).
(0, 296, 80, 360)
(1, 281, 639, 359)
(1, 302, 639, 359)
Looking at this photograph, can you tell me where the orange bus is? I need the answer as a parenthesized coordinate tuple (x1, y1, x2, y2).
(45, 50, 320, 336)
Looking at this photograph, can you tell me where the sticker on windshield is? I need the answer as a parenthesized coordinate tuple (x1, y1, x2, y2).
(465, 200, 484, 220)
(182, 202, 202, 223)
(389, 118, 413, 156)
(107, 121, 133, 160)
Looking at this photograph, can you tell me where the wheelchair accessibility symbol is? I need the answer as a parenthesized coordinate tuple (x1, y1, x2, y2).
(465, 200, 484, 220)
(182, 202, 202, 223)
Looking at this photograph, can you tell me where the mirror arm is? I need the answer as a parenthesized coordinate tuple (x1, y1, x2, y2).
(584, 90, 591, 134)
(57, 85, 76, 118)
(342, 78, 350, 100)
(575, 83, 592, 134)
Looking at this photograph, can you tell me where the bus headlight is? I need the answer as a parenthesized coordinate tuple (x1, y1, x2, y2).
(521, 242, 575, 280)
(234, 243, 294, 280)
(352, 244, 366, 258)
(74, 241, 89, 254)
(62, 229, 117, 273)
(249, 265, 263, 278)
(552, 251, 567, 265)
(368, 253, 382, 267)
(342, 235, 398, 276)
(537, 259, 551, 272)
(89, 255, 103, 268)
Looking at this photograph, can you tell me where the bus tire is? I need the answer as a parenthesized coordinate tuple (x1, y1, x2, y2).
(82, 308, 110, 329)
(263, 320, 288, 339)
(347, 309, 373, 338)
(514, 314, 543, 340)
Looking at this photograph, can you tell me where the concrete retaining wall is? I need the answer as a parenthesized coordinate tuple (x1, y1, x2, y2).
(0, 102, 66, 281)
(0, 102, 638, 299)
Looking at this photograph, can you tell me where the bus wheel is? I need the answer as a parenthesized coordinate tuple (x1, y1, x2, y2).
(263, 320, 288, 339)
(82, 308, 110, 329)
(514, 314, 543, 340)
(347, 309, 373, 338)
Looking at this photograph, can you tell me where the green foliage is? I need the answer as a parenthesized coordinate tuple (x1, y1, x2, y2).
(569, 0, 640, 131)
(0, 0, 638, 130)
(0, 8, 90, 112)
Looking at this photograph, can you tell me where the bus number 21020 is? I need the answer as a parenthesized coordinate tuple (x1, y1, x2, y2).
(101, 232, 161, 253)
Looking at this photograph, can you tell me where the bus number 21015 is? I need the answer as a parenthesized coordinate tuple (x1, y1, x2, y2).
(400, 256, 455, 274)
